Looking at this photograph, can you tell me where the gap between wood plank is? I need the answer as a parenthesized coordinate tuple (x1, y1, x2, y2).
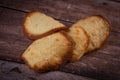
(0, 0, 119, 79)
(0, 5, 74, 23)
(0, 5, 119, 34)
(0, 60, 95, 80)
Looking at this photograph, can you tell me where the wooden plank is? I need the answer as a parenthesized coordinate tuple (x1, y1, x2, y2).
(0, 0, 120, 32)
(0, 60, 95, 80)
(60, 52, 120, 80)
(0, 7, 71, 62)
(0, 7, 120, 62)
(0, 7, 32, 62)
(61, 0, 120, 10)
(107, 32, 120, 46)
(0, 7, 120, 80)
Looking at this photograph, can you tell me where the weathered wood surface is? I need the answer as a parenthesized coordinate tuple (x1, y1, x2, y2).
(0, 60, 95, 80)
(0, 0, 120, 80)
(0, 0, 120, 32)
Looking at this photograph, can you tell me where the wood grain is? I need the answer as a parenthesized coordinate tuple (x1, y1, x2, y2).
(0, 7, 120, 80)
(0, 7, 71, 62)
(60, 52, 120, 80)
(0, 0, 120, 80)
(0, 0, 120, 32)
(0, 7, 120, 62)
(0, 60, 95, 80)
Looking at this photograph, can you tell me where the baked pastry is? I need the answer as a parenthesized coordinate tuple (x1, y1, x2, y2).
(72, 16, 111, 52)
(21, 31, 73, 72)
(23, 11, 66, 40)
(67, 26, 89, 62)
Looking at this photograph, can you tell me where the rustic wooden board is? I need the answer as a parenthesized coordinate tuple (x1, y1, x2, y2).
(0, 0, 120, 32)
(0, 60, 95, 80)
(0, 7, 71, 62)
(60, 51, 120, 80)
(0, 7, 120, 61)
(0, 0, 120, 80)
(0, 6, 120, 80)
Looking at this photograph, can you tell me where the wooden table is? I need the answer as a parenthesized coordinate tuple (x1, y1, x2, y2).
(0, 0, 120, 80)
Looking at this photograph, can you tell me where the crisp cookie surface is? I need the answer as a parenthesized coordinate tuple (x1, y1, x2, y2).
(21, 32, 72, 72)
(73, 16, 110, 52)
(67, 26, 89, 62)
(23, 11, 66, 39)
